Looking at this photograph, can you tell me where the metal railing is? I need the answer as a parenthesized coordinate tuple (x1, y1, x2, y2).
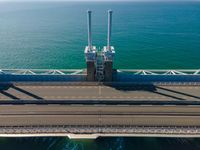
(0, 69, 199, 76)
(118, 69, 200, 75)
(0, 69, 85, 75)
(0, 69, 199, 83)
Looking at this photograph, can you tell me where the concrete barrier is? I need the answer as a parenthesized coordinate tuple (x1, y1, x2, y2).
(0, 74, 86, 82)
(114, 72, 200, 83)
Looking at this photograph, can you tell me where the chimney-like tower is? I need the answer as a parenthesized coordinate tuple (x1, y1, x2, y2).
(87, 10, 92, 51)
(107, 10, 112, 51)
(103, 10, 115, 81)
(84, 10, 97, 81)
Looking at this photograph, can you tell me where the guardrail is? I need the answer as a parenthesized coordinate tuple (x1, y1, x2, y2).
(0, 69, 200, 82)
(115, 69, 200, 82)
(0, 69, 85, 75)
(0, 69, 87, 82)
(118, 69, 200, 75)
(0, 69, 199, 75)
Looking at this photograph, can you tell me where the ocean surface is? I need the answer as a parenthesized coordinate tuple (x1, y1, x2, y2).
(0, 1, 200, 69)
(0, 1, 200, 150)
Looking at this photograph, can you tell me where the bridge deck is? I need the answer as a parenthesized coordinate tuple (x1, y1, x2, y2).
(0, 84, 199, 101)
(0, 83, 200, 137)
(0, 105, 200, 126)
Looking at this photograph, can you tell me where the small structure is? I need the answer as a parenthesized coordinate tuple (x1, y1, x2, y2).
(84, 10, 97, 81)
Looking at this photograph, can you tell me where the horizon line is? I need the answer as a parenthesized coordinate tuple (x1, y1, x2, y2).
(0, 0, 200, 2)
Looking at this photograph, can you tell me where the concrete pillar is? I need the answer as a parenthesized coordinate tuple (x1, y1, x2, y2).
(85, 10, 97, 81)
(104, 61, 113, 81)
(86, 61, 96, 81)
(103, 10, 115, 82)
(87, 10, 92, 51)
(107, 10, 112, 50)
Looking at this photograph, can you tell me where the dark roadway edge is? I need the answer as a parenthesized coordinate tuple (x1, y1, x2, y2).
(1, 113, 200, 116)
(1, 81, 200, 86)
(0, 99, 200, 105)
(1, 125, 200, 128)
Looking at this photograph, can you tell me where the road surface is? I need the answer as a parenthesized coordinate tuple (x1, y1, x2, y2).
(0, 105, 200, 126)
(0, 84, 199, 101)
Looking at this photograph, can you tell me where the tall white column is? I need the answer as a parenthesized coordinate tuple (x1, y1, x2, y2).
(87, 10, 92, 51)
(107, 10, 113, 50)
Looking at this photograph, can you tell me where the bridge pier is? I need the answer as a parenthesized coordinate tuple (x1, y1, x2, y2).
(102, 10, 115, 82)
(85, 10, 97, 81)
(85, 10, 115, 82)
(86, 60, 96, 81)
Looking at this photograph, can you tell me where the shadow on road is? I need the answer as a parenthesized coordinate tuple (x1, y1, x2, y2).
(0, 83, 43, 100)
(0, 91, 20, 100)
(11, 86, 43, 100)
(102, 82, 200, 101)
(0, 83, 20, 100)
(106, 84, 157, 92)
(156, 86, 200, 100)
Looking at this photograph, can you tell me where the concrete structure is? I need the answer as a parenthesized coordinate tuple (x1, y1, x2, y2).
(102, 10, 115, 81)
(84, 10, 97, 81)
(84, 10, 115, 81)
(1, 104, 200, 138)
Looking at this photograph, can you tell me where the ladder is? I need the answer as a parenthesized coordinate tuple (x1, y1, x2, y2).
(96, 53, 104, 81)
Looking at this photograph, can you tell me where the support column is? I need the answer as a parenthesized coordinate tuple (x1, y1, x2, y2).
(85, 10, 97, 81)
(103, 10, 115, 82)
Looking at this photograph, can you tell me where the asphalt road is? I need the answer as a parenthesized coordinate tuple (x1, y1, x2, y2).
(0, 84, 199, 101)
(0, 105, 200, 126)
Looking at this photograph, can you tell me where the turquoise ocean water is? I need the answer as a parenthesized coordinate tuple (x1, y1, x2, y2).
(0, 1, 200, 150)
(0, 1, 200, 69)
